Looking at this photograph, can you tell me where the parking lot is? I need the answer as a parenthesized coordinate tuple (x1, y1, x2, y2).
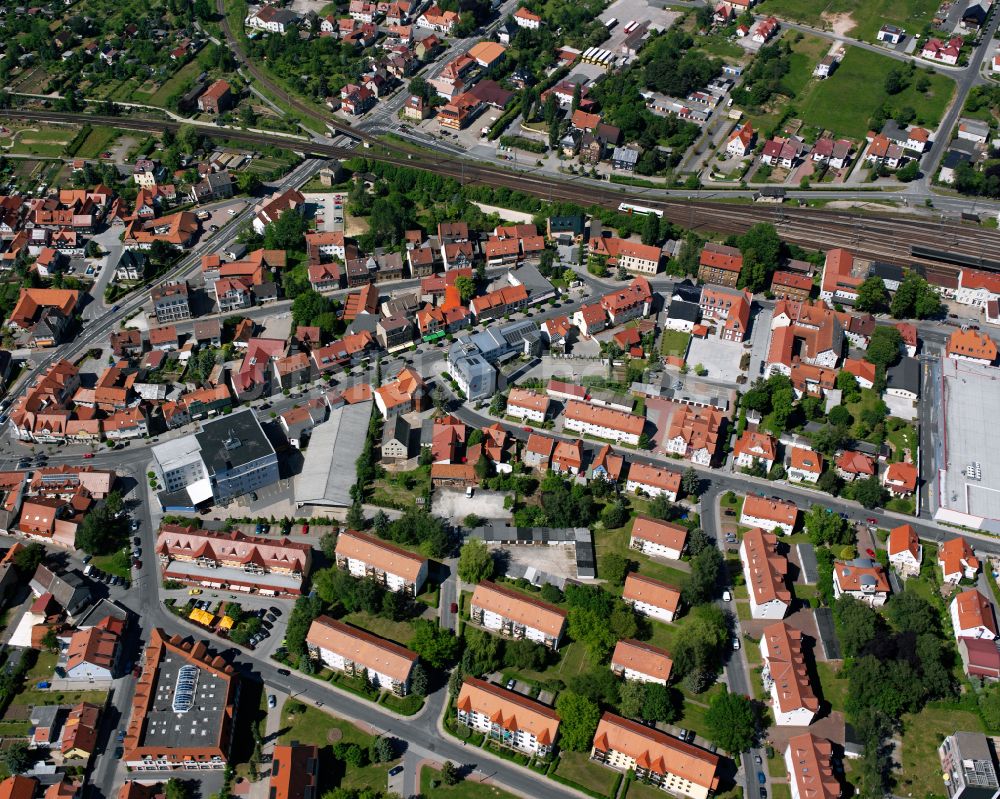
(431, 488, 510, 521)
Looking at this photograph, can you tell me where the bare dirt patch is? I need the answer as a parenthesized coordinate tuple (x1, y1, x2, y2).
(821, 11, 857, 35)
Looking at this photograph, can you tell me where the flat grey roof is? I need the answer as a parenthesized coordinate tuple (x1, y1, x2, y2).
(294, 401, 373, 507)
(141, 649, 227, 749)
(940, 358, 1000, 523)
(197, 409, 275, 474)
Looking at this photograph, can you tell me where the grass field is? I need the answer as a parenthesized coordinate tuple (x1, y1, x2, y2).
(420, 766, 520, 799)
(93, 550, 132, 579)
(814, 661, 849, 713)
(136, 59, 203, 107)
(341, 611, 416, 645)
(3, 125, 77, 157)
(660, 330, 692, 358)
(74, 126, 122, 158)
(278, 704, 398, 793)
(595, 520, 690, 590)
(797, 48, 955, 139)
(554, 751, 621, 797)
(784, 34, 831, 98)
(898, 705, 982, 798)
(756, 0, 938, 41)
(504, 640, 592, 684)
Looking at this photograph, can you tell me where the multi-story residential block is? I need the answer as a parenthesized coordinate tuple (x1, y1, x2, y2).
(951, 588, 999, 641)
(456, 677, 560, 755)
(610, 639, 673, 685)
(563, 400, 644, 446)
(786, 733, 841, 799)
(787, 446, 822, 484)
(947, 328, 998, 365)
(665, 406, 724, 465)
(740, 495, 798, 535)
(740, 527, 791, 619)
(590, 713, 720, 799)
(832, 558, 891, 607)
(623, 573, 681, 623)
(374, 367, 426, 417)
(155, 524, 312, 597)
(470, 581, 567, 649)
(887, 523, 922, 577)
(506, 388, 551, 423)
(819, 248, 864, 303)
(760, 622, 818, 726)
(629, 516, 687, 560)
(938, 732, 1000, 799)
(732, 430, 777, 472)
(939, 537, 980, 584)
(269, 744, 319, 799)
(122, 629, 240, 770)
(151, 281, 191, 324)
(956, 268, 1000, 308)
(306, 615, 418, 694)
(335, 529, 428, 595)
(64, 615, 124, 681)
(697, 243, 742, 287)
(625, 463, 681, 500)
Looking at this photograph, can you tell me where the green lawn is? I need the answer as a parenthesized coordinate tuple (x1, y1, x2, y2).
(26, 651, 57, 682)
(814, 661, 849, 713)
(887, 420, 918, 461)
(18, 689, 108, 706)
(595, 521, 690, 590)
(341, 611, 416, 645)
(278, 704, 398, 793)
(420, 766, 520, 799)
(756, 0, 938, 40)
(784, 35, 831, 98)
(797, 47, 955, 139)
(898, 705, 984, 798)
(6, 125, 76, 157)
(73, 126, 122, 158)
(93, 550, 132, 579)
(660, 330, 691, 358)
(139, 60, 204, 107)
(554, 751, 621, 797)
(504, 640, 592, 685)
(886, 497, 916, 514)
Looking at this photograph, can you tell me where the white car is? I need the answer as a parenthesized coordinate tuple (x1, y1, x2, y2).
(733, 637, 741, 650)
(268, 694, 277, 708)
(722, 590, 732, 602)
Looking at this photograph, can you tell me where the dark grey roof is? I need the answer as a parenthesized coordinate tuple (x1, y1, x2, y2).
(382, 415, 413, 450)
(671, 280, 702, 303)
(886, 356, 920, 395)
(667, 299, 700, 322)
(254, 281, 279, 301)
(347, 314, 380, 336)
(549, 214, 585, 235)
(869, 261, 905, 282)
(943, 149, 973, 168)
(196, 409, 275, 475)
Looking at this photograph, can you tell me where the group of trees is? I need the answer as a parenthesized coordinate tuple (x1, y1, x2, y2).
(312, 566, 416, 623)
(856, 272, 942, 319)
(565, 583, 641, 661)
(733, 223, 783, 294)
(729, 41, 794, 112)
(833, 590, 954, 793)
(291, 290, 343, 339)
(75, 491, 128, 555)
(741, 373, 796, 436)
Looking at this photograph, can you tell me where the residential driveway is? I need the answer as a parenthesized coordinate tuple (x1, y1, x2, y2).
(884, 393, 918, 421)
(431, 488, 510, 522)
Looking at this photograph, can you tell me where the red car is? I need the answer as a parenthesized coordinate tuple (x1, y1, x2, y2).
(865, 548, 876, 559)
(450, 602, 458, 613)
(301, 523, 310, 535)
(83, 453, 94, 459)
(866, 517, 878, 525)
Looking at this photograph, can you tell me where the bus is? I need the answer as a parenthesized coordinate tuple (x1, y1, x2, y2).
(604, 17, 618, 28)
(618, 202, 663, 218)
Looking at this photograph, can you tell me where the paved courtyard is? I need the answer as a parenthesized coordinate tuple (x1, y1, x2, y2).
(686, 334, 746, 383)
(432, 488, 510, 522)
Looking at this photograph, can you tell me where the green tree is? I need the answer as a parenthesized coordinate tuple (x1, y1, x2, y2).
(457, 539, 494, 584)
(13, 543, 45, 576)
(835, 370, 861, 402)
(865, 327, 903, 369)
(292, 289, 329, 327)
(641, 212, 661, 246)
(454, 275, 475, 302)
(643, 682, 677, 723)
(833, 596, 879, 658)
(683, 546, 722, 606)
(804, 504, 853, 546)
(886, 590, 939, 635)
(441, 761, 460, 786)
(891, 272, 943, 319)
(75, 504, 127, 555)
(618, 678, 645, 719)
(737, 223, 782, 293)
(672, 604, 729, 692)
(370, 736, 396, 763)
(600, 552, 630, 585)
(462, 628, 503, 676)
(263, 209, 306, 251)
(554, 692, 601, 751)
(851, 476, 888, 509)
(410, 663, 429, 696)
(1, 742, 31, 775)
(855, 275, 889, 313)
(505, 639, 548, 670)
(410, 619, 460, 668)
(600, 499, 630, 529)
(705, 690, 758, 754)
(681, 467, 700, 498)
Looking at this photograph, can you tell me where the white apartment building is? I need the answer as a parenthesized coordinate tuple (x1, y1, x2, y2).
(625, 463, 680, 501)
(562, 400, 644, 446)
(506, 388, 551, 423)
(306, 615, 417, 695)
(470, 581, 567, 649)
(629, 516, 687, 560)
(623, 573, 681, 623)
(335, 529, 428, 595)
(740, 495, 799, 536)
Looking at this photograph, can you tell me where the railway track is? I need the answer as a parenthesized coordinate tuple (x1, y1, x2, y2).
(4, 108, 999, 281)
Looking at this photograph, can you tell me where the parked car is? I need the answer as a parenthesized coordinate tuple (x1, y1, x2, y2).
(450, 602, 458, 613)
(83, 453, 94, 459)
(301, 523, 310, 535)
(37, 682, 50, 689)
(506, 678, 515, 690)
(277, 668, 291, 676)
(722, 590, 732, 602)
(866, 517, 878, 525)
(189, 588, 202, 595)
(758, 772, 767, 785)
(389, 766, 404, 777)
(733, 638, 741, 650)
(268, 694, 277, 709)
(865, 548, 876, 559)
